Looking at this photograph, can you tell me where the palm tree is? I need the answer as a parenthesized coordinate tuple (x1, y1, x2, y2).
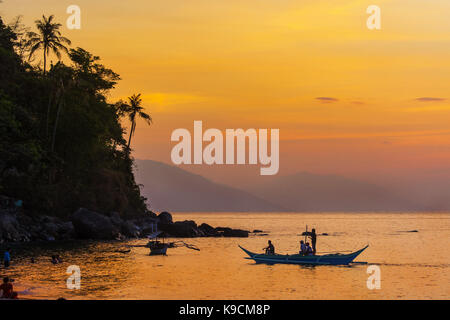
(119, 94, 153, 151)
(27, 15, 71, 74)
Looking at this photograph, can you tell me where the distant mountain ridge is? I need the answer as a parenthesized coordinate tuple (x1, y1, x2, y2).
(134, 160, 284, 212)
(135, 160, 418, 212)
(244, 172, 415, 212)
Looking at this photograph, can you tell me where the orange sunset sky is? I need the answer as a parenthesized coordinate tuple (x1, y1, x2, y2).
(2, 0, 450, 185)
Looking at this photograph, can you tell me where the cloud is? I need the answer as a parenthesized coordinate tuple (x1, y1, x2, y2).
(415, 97, 446, 102)
(315, 97, 339, 103)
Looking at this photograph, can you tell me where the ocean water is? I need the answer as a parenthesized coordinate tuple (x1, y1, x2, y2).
(3, 212, 450, 300)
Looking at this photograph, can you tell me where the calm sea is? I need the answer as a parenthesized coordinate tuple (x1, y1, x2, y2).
(4, 212, 450, 299)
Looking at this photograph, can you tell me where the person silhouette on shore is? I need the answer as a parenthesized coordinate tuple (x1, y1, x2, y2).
(0, 277, 18, 299)
(3, 248, 11, 268)
(51, 255, 63, 264)
(51, 255, 58, 264)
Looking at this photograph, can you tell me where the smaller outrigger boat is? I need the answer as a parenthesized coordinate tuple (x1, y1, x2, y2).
(239, 245, 368, 266)
(145, 231, 200, 255)
(146, 231, 169, 255)
(127, 228, 200, 255)
(147, 240, 169, 255)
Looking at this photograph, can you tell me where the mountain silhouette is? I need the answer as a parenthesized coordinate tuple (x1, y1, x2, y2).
(135, 161, 419, 212)
(244, 172, 415, 212)
(134, 160, 285, 212)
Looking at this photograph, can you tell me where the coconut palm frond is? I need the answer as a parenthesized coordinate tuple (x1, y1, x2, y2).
(28, 14, 71, 73)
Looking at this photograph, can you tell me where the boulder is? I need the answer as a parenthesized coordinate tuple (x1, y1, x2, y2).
(121, 220, 141, 238)
(140, 223, 158, 236)
(146, 211, 158, 219)
(40, 215, 61, 224)
(216, 227, 249, 237)
(0, 211, 21, 241)
(43, 222, 59, 236)
(58, 221, 75, 239)
(132, 215, 158, 236)
(159, 220, 199, 237)
(108, 212, 123, 227)
(199, 223, 219, 237)
(224, 229, 249, 237)
(71, 208, 119, 240)
(158, 211, 173, 224)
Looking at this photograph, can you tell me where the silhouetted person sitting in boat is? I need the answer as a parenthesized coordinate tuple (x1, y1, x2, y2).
(299, 240, 307, 255)
(305, 243, 313, 256)
(0, 277, 18, 299)
(264, 240, 275, 255)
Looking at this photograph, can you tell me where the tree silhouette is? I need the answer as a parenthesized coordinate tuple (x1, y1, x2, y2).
(27, 15, 71, 74)
(118, 94, 153, 151)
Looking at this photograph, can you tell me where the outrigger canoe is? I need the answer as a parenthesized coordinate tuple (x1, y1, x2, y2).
(239, 245, 368, 266)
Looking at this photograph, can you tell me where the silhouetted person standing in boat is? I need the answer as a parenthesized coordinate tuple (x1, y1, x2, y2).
(264, 240, 275, 255)
(307, 229, 317, 254)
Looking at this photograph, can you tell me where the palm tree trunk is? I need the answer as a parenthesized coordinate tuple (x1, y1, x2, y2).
(46, 87, 59, 139)
(127, 121, 135, 150)
(51, 97, 63, 152)
(46, 92, 53, 138)
(51, 81, 65, 152)
(43, 49, 47, 74)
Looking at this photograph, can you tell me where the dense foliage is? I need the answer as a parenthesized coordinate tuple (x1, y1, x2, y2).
(0, 17, 149, 218)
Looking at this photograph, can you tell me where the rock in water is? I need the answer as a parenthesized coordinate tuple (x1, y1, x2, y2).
(158, 211, 173, 224)
(199, 223, 219, 236)
(216, 227, 249, 237)
(71, 208, 120, 240)
(222, 228, 249, 237)
(121, 220, 140, 238)
(108, 212, 123, 227)
(159, 220, 199, 237)
(58, 221, 75, 239)
(0, 211, 21, 241)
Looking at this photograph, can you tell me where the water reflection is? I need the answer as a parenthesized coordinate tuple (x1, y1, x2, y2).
(1, 212, 449, 299)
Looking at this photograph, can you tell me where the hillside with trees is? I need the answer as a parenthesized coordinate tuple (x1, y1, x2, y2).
(0, 15, 150, 218)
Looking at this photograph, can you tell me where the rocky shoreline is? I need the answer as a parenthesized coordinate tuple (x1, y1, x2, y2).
(0, 206, 254, 243)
